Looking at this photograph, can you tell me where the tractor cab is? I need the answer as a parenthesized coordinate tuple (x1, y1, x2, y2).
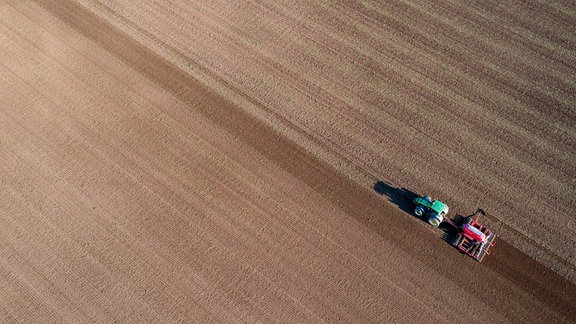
(412, 195, 449, 227)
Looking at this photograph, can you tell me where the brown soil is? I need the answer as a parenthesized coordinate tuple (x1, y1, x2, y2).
(0, 0, 574, 322)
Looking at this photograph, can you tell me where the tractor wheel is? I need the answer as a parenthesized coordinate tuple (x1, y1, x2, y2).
(414, 205, 425, 217)
(428, 215, 442, 227)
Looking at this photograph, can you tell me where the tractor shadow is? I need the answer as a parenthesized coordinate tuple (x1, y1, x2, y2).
(373, 180, 427, 225)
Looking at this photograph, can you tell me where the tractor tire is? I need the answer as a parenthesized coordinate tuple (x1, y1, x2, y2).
(428, 215, 442, 227)
(414, 205, 426, 217)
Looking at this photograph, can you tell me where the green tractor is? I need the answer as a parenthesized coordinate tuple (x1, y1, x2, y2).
(412, 195, 449, 227)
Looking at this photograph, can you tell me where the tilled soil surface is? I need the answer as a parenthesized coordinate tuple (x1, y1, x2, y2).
(1, 0, 575, 322)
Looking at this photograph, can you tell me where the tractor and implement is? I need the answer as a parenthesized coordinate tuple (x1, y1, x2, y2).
(412, 195, 496, 262)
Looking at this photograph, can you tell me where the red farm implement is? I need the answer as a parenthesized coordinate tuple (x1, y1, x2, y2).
(444, 209, 496, 262)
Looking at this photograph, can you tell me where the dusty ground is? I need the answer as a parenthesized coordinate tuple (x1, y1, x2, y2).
(0, 0, 575, 322)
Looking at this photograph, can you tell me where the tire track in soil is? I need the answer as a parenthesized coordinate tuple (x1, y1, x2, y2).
(33, 0, 576, 322)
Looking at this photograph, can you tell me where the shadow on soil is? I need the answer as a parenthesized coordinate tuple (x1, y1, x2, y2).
(373, 180, 445, 227)
(372, 180, 418, 216)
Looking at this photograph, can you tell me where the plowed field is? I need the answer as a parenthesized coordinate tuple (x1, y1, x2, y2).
(1, 0, 575, 322)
